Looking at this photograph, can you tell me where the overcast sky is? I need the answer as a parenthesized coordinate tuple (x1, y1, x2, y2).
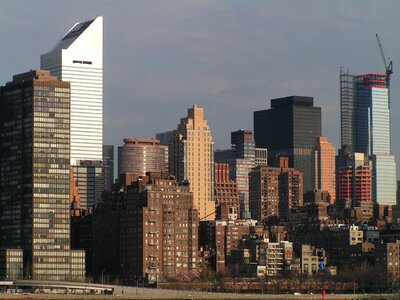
(1, 1, 400, 173)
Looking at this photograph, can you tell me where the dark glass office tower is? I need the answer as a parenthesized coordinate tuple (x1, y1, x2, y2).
(254, 96, 321, 192)
(231, 129, 255, 160)
(0, 70, 84, 281)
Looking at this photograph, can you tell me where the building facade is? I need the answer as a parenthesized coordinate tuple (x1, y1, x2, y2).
(313, 136, 336, 204)
(214, 163, 240, 212)
(120, 175, 199, 283)
(254, 96, 321, 193)
(72, 160, 104, 209)
(0, 70, 84, 281)
(274, 157, 304, 222)
(170, 105, 215, 220)
(340, 70, 396, 205)
(255, 148, 268, 166)
(41, 16, 103, 164)
(118, 138, 168, 178)
(214, 130, 267, 216)
(208, 219, 258, 273)
(249, 166, 280, 222)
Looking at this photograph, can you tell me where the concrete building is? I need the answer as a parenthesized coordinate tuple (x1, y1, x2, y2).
(254, 96, 321, 193)
(41, 16, 103, 164)
(120, 174, 199, 284)
(209, 218, 258, 273)
(171, 105, 215, 220)
(214, 130, 267, 216)
(255, 148, 268, 166)
(313, 136, 336, 204)
(274, 157, 304, 222)
(249, 158, 303, 223)
(103, 145, 114, 191)
(336, 152, 373, 221)
(230, 130, 255, 215)
(249, 166, 280, 222)
(118, 138, 168, 178)
(340, 70, 396, 205)
(0, 70, 85, 281)
(375, 240, 400, 283)
(349, 225, 363, 245)
(214, 163, 240, 212)
(300, 245, 327, 276)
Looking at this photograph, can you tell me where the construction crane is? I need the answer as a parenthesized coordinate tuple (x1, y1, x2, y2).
(375, 33, 393, 88)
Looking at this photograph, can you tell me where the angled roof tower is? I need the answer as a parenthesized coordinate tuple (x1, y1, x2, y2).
(41, 16, 103, 165)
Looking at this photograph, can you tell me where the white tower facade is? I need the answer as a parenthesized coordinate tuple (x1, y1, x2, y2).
(41, 16, 103, 164)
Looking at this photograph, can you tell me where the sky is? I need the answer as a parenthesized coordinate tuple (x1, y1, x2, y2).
(1, 1, 400, 173)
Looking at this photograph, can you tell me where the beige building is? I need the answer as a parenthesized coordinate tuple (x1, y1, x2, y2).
(313, 136, 336, 204)
(301, 244, 327, 276)
(171, 105, 215, 220)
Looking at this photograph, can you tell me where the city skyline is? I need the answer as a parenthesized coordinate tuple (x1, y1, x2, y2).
(1, 1, 400, 175)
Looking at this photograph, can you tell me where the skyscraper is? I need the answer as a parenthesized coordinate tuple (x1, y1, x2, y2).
(41, 16, 103, 165)
(340, 70, 396, 205)
(273, 157, 304, 222)
(254, 96, 321, 193)
(214, 130, 266, 216)
(231, 130, 255, 160)
(336, 153, 373, 221)
(249, 166, 280, 222)
(313, 136, 336, 204)
(171, 105, 215, 220)
(0, 70, 84, 281)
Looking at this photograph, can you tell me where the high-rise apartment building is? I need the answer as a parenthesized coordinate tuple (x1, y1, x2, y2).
(214, 130, 267, 216)
(340, 70, 396, 205)
(313, 136, 336, 204)
(41, 16, 103, 164)
(103, 145, 114, 191)
(0, 70, 84, 281)
(118, 138, 168, 178)
(254, 96, 322, 193)
(249, 166, 280, 222)
(171, 105, 215, 220)
(336, 152, 373, 221)
(249, 157, 303, 223)
(120, 174, 199, 283)
(214, 163, 239, 212)
(273, 157, 304, 221)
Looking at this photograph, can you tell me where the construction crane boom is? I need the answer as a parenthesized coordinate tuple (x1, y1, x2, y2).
(375, 33, 393, 88)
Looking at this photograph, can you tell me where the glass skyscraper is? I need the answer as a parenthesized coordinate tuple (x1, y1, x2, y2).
(254, 96, 322, 193)
(340, 70, 396, 205)
(0, 70, 85, 281)
(41, 16, 103, 165)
